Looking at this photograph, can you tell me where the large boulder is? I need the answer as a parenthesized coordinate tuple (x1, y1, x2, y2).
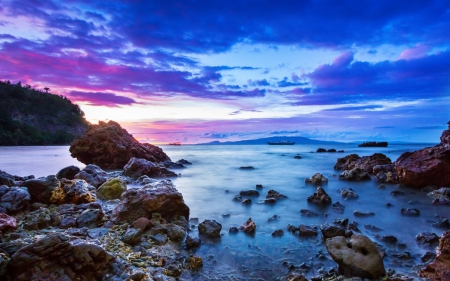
(335, 153, 392, 175)
(69, 120, 170, 169)
(110, 180, 189, 224)
(420, 230, 450, 280)
(74, 164, 109, 188)
(198, 220, 222, 238)
(8, 233, 113, 281)
(395, 122, 450, 188)
(123, 157, 177, 179)
(326, 234, 386, 279)
(56, 165, 81, 180)
(0, 185, 31, 214)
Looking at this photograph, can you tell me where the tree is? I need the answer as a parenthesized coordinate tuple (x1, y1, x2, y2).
(44, 87, 50, 93)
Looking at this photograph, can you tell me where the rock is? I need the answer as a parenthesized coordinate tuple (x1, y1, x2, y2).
(335, 153, 392, 175)
(56, 165, 81, 180)
(298, 225, 318, 236)
(76, 209, 104, 228)
(185, 235, 201, 249)
(8, 233, 113, 281)
(233, 195, 242, 202)
(241, 198, 252, 204)
(325, 234, 386, 279)
(328, 149, 337, 152)
(74, 164, 109, 188)
(163, 160, 186, 169)
(428, 187, 450, 204)
(122, 228, 142, 245)
(111, 180, 189, 224)
(390, 190, 405, 196)
(422, 251, 437, 263)
(396, 123, 450, 188)
(22, 207, 60, 230)
(263, 198, 276, 204)
(266, 189, 287, 199)
(97, 177, 127, 200)
(239, 190, 260, 196)
(131, 217, 154, 231)
(57, 178, 97, 204)
(320, 222, 347, 239)
(229, 226, 239, 233)
(416, 232, 439, 246)
(431, 218, 450, 228)
(317, 148, 327, 152)
(420, 230, 450, 280)
(0, 185, 31, 214)
(267, 215, 280, 222)
(374, 234, 398, 243)
(332, 201, 345, 212)
(23, 175, 60, 204)
(187, 255, 203, 270)
(239, 218, 256, 233)
(134, 175, 159, 185)
(364, 225, 383, 232)
(69, 120, 170, 169)
(307, 186, 332, 205)
(334, 154, 361, 170)
(374, 164, 399, 183)
(272, 229, 284, 236)
(150, 233, 168, 245)
(255, 184, 263, 189)
(0, 170, 16, 186)
(305, 173, 328, 184)
(401, 208, 420, 216)
(176, 159, 192, 165)
(300, 209, 319, 217)
(341, 188, 358, 199)
(0, 213, 17, 232)
(123, 157, 177, 179)
(353, 210, 375, 217)
(198, 220, 222, 238)
(0, 250, 9, 276)
(147, 223, 186, 242)
(239, 166, 255, 170)
(294, 155, 302, 159)
(339, 168, 371, 181)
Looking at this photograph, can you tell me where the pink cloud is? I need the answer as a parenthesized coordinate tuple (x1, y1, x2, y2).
(399, 45, 430, 60)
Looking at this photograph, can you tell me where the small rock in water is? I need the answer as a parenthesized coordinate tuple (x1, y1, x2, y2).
(198, 220, 222, 238)
(364, 224, 383, 232)
(353, 210, 375, 217)
(375, 234, 398, 243)
(267, 215, 280, 222)
(187, 255, 203, 270)
(431, 218, 450, 228)
(272, 229, 284, 237)
(263, 198, 277, 204)
(294, 155, 302, 159)
(331, 201, 345, 212)
(298, 225, 318, 236)
(386, 203, 394, 207)
(390, 190, 405, 196)
(307, 186, 332, 205)
(239, 166, 255, 170)
(266, 189, 287, 200)
(241, 198, 252, 205)
(255, 184, 263, 189)
(416, 232, 439, 246)
(421, 251, 436, 263)
(379, 184, 386, 189)
(229, 226, 239, 233)
(239, 190, 260, 196)
(305, 173, 328, 184)
(222, 213, 230, 217)
(401, 208, 420, 216)
(239, 218, 256, 233)
(185, 235, 201, 249)
(341, 188, 358, 199)
(300, 209, 319, 217)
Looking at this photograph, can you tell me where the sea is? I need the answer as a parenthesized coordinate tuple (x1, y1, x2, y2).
(0, 143, 447, 280)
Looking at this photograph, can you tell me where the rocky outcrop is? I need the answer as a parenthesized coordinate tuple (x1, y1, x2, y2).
(334, 153, 392, 174)
(0, 171, 16, 187)
(69, 120, 170, 169)
(326, 234, 386, 279)
(373, 164, 399, 183)
(395, 122, 450, 188)
(110, 180, 189, 224)
(123, 157, 177, 179)
(420, 230, 450, 280)
(307, 186, 332, 205)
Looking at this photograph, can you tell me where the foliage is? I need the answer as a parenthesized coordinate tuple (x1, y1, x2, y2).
(0, 80, 89, 145)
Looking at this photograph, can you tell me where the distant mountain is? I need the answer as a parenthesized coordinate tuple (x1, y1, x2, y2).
(0, 80, 89, 145)
(197, 136, 345, 145)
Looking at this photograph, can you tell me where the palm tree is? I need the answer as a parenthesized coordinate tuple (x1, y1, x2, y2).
(44, 87, 50, 93)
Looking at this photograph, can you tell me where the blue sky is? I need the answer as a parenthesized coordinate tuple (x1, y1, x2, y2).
(0, 0, 449, 143)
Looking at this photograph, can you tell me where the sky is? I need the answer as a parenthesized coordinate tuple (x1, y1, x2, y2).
(0, 0, 449, 144)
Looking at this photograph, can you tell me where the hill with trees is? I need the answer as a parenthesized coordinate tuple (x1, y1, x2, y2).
(0, 80, 89, 145)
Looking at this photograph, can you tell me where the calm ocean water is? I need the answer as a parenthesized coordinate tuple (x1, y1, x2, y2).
(0, 143, 447, 279)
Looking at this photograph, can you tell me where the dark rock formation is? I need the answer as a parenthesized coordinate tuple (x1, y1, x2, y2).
(239, 166, 255, 170)
(56, 165, 81, 180)
(266, 189, 287, 200)
(123, 157, 177, 179)
(111, 180, 189, 224)
(96, 178, 127, 200)
(300, 209, 319, 217)
(22, 207, 60, 230)
(373, 164, 399, 183)
(326, 234, 386, 279)
(239, 218, 256, 233)
(307, 186, 332, 205)
(74, 164, 109, 188)
(420, 230, 450, 280)
(0, 185, 31, 214)
(358, 141, 388, 147)
(339, 168, 371, 181)
(69, 120, 170, 169)
(317, 148, 326, 152)
(272, 229, 284, 237)
(396, 122, 450, 188)
(239, 190, 260, 196)
(305, 173, 328, 184)
(341, 188, 358, 199)
(335, 153, 392, 175)
(401, 207, 420, 216)
(121, 228, 142, 246)
(0, 171, 16, 187)
(198, 220, 222, 238)
(416, 232, 439, 246)
(0, 213, 17, 232)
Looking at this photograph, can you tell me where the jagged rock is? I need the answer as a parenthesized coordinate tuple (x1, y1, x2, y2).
(428, 187, 450, 204)
(96, 177, 127, 200)
(332, 201, 345, 213)
(374, 164, 399, 183)
(320, 222, 347, 239)
(416, 232, 439, 246)
(396, 122, 450, 188)
(239, 190, 260, 196)
(70, 120, 170, 169)
(298, 225, 318, 236)
(56, 165, 81, 180)
(176, 159, 192, 165)
(0, 185, 31, 214)
(8, 233, 113, 280)
(420, 230, 450, 280)
(0, 213, 17, 232)
(22, 207, 60, 230)
(326, 234, 386, 279)
(339, 168, 371, 181)
(0, 170, 16, 186)
(431, 218, 450, 228)
(341, 188, 358, 199)
(305, 173, 328, 184)
(185, 235, 201, 249)
(123, 157, 177, 179)
(239, 218, 256, 233)
(198, 220, 221, 238)
(122, 228, 142, 245)
(22, 175, 60, 204)
(187, 255, 203, 270)
(334, 153, 392, 175)
(111, 180, 189, 224)
(131, 217, 153, 231)
(307, 186, 332, 205)
(76, 209, 104, 228)
(266, 189, 287, 200)
(74, 164, 109, 188)
(374, 234, 398, 243)
(334, 154, 361, 170)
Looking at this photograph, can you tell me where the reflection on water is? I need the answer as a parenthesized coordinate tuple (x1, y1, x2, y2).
(0, 143, 448, 279)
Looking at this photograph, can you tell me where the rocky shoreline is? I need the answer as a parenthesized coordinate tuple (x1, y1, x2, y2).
(0, 121, 449, 280)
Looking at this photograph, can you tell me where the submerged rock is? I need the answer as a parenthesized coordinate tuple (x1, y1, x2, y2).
(307, 186, 332, 205)
(198, 220, 222, 238)
(325, 234, 386, 279)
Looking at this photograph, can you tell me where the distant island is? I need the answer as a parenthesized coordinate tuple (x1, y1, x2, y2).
(358, 141, 388, 147)
(0, 80, 89, 145)
(198, 136, 344, 145)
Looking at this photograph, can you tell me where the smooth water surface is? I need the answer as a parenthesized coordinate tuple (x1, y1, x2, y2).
(0, 143, 447, 279)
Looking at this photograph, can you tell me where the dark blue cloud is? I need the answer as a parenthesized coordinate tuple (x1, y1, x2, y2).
(277, 77, 307, 87)
(322, 105, 384, 111)
(249, 79, 270, 86)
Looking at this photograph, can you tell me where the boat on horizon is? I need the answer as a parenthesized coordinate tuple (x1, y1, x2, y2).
(169, 142, 181, 146)
(267, 141, 295, 145)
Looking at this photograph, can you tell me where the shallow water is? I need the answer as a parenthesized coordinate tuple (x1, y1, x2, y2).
(0, 143, 448, 280)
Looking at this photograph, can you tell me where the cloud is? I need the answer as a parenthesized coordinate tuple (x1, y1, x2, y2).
(248, 79, 270, 86)
(68, 91, 137, 107)
(322, 105, 384, 111)
(277, 77, 307, 87)
(413, 125, 446, 129)
(373, 126, 395, 129)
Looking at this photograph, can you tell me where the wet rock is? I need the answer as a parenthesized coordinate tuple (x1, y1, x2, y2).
(57, 178, 97, 204)
(332, 201, 345, 212)
(374, 164, 399, 183)
(320, 222, 348, 239)
(163, 160, 186, 169)
(307, 186, 332, 205)
(150, 233, 168, 245)
(0, 213, 17, 232)
(266, 189, 287, 200)
(22, 175, 60, 204)
(233, 195, 242, 202)
(176, 159, 192, 165)
(298, 225, 318, 236)
(328, 149, 337, 152)
(241, 198, 252, 204)
(317, 148, 327, 152)
(364, 224, 383, 232)
(74, 164, 109, 188)
(421, 252, 436, 263)
(353, 210, 375, 217)
(147, 223, 186, 242)
(0, 250, 9, 276)
(187, 255, 203, 270)
(198, 219, 222, 238)
(431, 218, 450, 228)
(185, 235, 201, 249)
(239, 217, 256, 233)
(255, 184, 263, 189)
(420, 230, 450, 280)
(263, 198, 276, 204)
(70, 120, 170, 169)
(294, 155, 302, 159)
(239, 166, 255, 170)
(87, 228, 109, 239)
(305, 173, 328, 184)
(416, 232, 439, 246)
(8, 233, 113, 281)
(300, 209, 319, 217)
(76, 209, 104, 228)
(374, 234, 398, 244)
(0, 171, 17, 187)
(339, 168, 371, 181)
(281, 273, 308, 281)
(334, 154, 361, 170)
(123, 157, 177, 179)
(131, 217, 154, 231)
(401, 208, 420, 216)
(122, 228, 142, 246)
(0, 185, 31, 214)
(134, 175, 158, 186)
(97, 177, 127, 200)
(390, 190, 405, 196)
(111, 180, 189, 224)
(272, 229, 284, 237)
(239, 190, 260, 196)
(23, 207, 60, 230)
(341, 188, 358, 199)
(325, 234, 386, 279)
(267, 215, 280, 222)
(56, 165, 81, 180)
(229, 226, 239, 233)
(335, 153, 392, 175)
(428, 187, 450, 204)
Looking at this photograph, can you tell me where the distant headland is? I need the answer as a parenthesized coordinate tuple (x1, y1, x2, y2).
(197, 136, 344, 145)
